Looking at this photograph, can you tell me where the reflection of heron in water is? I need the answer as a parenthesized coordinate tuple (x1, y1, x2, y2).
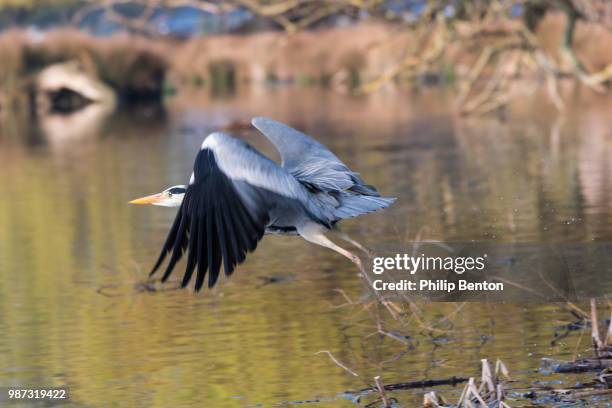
(130, 117, 395, 291)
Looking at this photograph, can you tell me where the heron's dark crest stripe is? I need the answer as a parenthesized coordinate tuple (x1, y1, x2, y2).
(168, 186, 186, 194)
(151, 148, 268, 291)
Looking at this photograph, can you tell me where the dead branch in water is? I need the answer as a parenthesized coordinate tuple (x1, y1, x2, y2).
(374, 376, 391, 408)
(541, 299, 612, 407)
(455, 359, 511, 408)
(591, 298, 605, 351)
(375, 359, 513, 408)
(354, 1, 612, 115)
(588, 299, 612, 357)
(315, 350, 360, 377)
(545, 300, 612, 373)
(544, 357, 612, 373)
(359, 375, 468, 393)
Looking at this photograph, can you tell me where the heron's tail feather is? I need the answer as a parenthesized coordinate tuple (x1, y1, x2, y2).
(333, 195, 396, 220)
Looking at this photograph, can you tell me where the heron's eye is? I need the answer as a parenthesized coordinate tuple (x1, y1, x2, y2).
(167, 192, 173, 197)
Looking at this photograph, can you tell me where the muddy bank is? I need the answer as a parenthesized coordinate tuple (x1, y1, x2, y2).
(169, 13, 612, 89)
(0, 29, 168, 114)
(1, 12, 611, 114)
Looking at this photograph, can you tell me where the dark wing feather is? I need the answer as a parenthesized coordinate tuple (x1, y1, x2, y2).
(151, 148, 269, 291)
(193, 210, 207, 289)
(181, 203, 199, 285)
(150, 205, 183, 275)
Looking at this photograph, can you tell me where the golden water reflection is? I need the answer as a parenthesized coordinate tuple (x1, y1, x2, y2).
(0, 88, 610, 407)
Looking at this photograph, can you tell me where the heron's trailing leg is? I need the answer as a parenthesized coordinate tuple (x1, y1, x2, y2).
(305, 225, 400, 320)
(333, 228, 374, 258)
(298, 223, 364, 272)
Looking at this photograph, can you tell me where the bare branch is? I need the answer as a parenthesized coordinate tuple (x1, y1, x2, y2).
(374, 376, 391, 407)
(315, 350, 359, 377)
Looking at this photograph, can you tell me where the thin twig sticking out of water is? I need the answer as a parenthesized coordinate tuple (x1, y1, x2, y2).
(420, 359, 511, 407)
(590, 299, 612, 356)
(591, 299, 604, 352)
(374, 376, 391, 408)
(314, 350, 359, 377)
(605, 303, 612, 348)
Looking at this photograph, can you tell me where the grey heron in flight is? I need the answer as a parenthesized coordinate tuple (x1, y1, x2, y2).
(130, 117, 395, 291)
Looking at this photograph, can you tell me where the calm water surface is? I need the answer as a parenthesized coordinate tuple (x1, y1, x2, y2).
(0, 88, 611, 407)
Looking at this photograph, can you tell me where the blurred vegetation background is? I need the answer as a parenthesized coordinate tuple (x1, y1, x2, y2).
(0, 0, 611, 118)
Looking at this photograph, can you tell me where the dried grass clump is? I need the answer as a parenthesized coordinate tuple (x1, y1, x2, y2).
(424, 359, 511, 408)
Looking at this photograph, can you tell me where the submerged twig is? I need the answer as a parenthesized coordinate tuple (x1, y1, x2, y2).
(315, 350, 359, 377)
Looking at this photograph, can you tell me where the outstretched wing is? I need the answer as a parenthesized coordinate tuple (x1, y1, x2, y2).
(251, 117, 379, 196)
(252, 117, 396, 222)
(151, 132, 312, 291)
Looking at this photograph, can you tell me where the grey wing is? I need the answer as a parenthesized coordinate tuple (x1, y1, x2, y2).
(251, 117, 395, 221)
(252, 117, 379, 195)
(151, 132, 327, 291)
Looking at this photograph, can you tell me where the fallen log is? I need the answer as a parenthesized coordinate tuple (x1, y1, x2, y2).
(543, 357, 612, 373)
(359, 376, 469, 393)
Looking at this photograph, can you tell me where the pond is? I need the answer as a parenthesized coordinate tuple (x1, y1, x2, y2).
(0, 87, 610, 407)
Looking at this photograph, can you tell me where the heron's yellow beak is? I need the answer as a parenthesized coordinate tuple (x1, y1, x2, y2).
(129, 193, 164, 205)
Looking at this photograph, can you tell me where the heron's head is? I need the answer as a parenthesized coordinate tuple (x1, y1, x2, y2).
(129, 185, 186, 207)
